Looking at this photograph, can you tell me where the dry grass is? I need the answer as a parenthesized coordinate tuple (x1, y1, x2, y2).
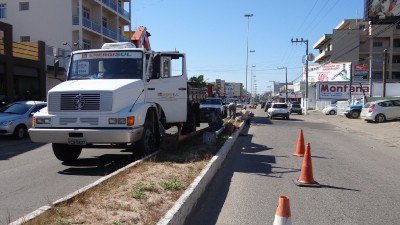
(23, 125, 239, 225)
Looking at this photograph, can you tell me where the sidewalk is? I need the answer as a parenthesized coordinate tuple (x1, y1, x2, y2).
(301, 110, 400, 148)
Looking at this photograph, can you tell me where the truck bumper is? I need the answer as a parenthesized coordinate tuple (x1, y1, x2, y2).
(28, 127, 144, 144)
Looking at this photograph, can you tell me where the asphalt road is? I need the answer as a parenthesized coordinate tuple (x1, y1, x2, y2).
(0, 137, 137, 224)
(0, 122, 209, 224)
(188, 107, 400, 225)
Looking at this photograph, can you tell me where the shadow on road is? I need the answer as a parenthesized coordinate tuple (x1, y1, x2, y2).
(187, 126, 277, 225)
(59, 153, 134, 176)
(0, 136, 46, 160)
(320, 184, 360, 192)
(250, 116, 273, 125)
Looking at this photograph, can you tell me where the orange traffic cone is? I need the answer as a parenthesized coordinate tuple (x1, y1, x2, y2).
(294, 143, 320, 187)
(293, 129, 305, 157)
(273, 196, 292, 225)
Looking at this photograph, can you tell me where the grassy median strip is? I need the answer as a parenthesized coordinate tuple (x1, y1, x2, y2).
(23, 127, 236, 225)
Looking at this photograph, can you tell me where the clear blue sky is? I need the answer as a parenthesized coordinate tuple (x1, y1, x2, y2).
(131, 0, 364, 93)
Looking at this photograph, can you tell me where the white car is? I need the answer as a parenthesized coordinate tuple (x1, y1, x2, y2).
(267, 103, 289, 120)
(361, 99, 400, 123)
(322, 105, 337, 115)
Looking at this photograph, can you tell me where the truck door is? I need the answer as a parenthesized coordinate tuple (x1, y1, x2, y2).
(145, 53, 188, 123)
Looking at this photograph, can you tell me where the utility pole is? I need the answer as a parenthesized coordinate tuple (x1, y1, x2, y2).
(277, 66, 288, 103)
(383, 49, 387, 97)
(291, 38, 309, 115)
(244, 13, 253, 104)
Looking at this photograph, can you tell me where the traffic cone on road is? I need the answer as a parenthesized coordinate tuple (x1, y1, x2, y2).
(273, 196, 292, 225)
(293, 129, 305, 157)
(294, 143, 320, 187)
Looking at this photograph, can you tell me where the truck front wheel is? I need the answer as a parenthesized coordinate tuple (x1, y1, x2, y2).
(137, 113, 160, 155)
(52, 143, 82, 162)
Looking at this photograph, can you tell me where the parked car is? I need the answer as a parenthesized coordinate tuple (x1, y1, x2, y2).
(344, 103, 363, 119)
(289, 102, 302, 115)
(200, 97, 227, 122)
(0, 101, 47, 139)
(361, 99, 400, 123)
(267, 103, 289, 120)
(322, 104, 337, 115)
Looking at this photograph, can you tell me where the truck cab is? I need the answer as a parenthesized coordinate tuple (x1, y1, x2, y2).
(29, 41, 202, 162)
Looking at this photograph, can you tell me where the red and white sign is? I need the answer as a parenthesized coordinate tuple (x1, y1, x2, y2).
(317, 83, 370, 100)
(304, 63, 352, 83)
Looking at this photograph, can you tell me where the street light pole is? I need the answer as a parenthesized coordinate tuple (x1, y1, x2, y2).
(277, 66, 288, 103)
(244, 13, 253, 104)
(251, 65, 256, 104)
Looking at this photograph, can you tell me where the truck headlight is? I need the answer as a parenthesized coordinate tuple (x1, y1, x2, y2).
(109, 117, 131, 125)
(35, 117, 52, 125)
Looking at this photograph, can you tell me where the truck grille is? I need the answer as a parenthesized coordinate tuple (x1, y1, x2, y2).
(60, 93, 100, 110)
(48, 92, 112, 112)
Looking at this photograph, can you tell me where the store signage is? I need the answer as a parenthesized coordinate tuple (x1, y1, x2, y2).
(318, 83, 370, 100)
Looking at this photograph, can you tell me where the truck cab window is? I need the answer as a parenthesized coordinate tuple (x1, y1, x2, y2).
(161, 55, 183, 78)
(69, 51, 143, 80)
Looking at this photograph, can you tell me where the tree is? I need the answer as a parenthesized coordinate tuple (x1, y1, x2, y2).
(188, 75, 207, 88)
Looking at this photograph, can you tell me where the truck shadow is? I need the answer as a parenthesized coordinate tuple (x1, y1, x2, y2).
(59, 153, 135, 176)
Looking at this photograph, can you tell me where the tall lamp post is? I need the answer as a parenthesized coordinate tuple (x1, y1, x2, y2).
(277, 66, 288, 103)
(244, 13, 253, 104)
(251, 65, 256, 104)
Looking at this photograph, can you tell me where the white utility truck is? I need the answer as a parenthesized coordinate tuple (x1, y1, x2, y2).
(29, 27, 206, 162)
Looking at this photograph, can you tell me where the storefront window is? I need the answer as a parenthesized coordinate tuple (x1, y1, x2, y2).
(13, 76, 39, 101)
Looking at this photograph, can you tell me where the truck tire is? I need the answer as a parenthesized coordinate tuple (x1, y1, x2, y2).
(182, 113, 196, 135)
(52, 143, 82, 162)
(350, 110, 360, 119)
(13, 125, 26, 140)
(137, 112, 160, 155)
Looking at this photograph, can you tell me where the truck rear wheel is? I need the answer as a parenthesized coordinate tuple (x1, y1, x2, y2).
(52, 143, 82, 162)
(182, 113, 196, 135)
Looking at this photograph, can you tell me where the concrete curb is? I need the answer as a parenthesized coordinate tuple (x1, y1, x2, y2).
(157, 121, 246, 225)
(9, 151, 159, 225)
(10, 122, 244, 225)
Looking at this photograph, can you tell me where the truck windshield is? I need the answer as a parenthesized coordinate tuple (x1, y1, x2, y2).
(68, 51, 143, 80)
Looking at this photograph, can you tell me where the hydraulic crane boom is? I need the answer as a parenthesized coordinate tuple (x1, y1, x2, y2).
(130, 26, 151, 51)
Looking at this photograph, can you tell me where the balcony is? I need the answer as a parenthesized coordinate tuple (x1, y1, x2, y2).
(314, 50, 332, 63)
(103, 27, 117, 40)
(83, 17, 101, 33)
(118, 7, 130, 20)
(118, 35, 129, 42)
(102, 0, 118, 11)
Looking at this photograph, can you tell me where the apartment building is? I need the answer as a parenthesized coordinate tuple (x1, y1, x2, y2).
(0, 0, 131, 51)
(0, 0, 131, 93)
(313, 19, 400, 81)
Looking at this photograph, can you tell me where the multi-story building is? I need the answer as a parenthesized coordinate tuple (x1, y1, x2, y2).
(0, 0, 132, 92)
(0, 0, 131, 51)
(313, 19, 400, 82)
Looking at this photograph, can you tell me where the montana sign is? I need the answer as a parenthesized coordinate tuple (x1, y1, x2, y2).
(317, 83, 370, 100)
